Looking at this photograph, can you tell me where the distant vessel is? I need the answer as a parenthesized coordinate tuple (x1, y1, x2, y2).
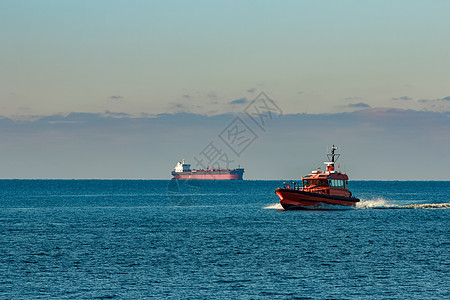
(275, 145, 359, 209)
(171, 160, 244, 180)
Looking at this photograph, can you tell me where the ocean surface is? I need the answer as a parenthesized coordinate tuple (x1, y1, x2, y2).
(0, 180, 449, 299)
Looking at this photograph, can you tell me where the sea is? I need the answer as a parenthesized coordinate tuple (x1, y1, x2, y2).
(0, 180, 449, 299)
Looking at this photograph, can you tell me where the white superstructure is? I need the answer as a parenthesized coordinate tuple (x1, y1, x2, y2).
(174, 160, 191, 172)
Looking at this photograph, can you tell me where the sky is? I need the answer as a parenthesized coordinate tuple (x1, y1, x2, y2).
(1, 1, 450, 179)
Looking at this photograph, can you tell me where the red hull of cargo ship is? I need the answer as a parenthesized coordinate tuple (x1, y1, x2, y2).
(173, 173, 241, 180)
(275, 188, 359, 210)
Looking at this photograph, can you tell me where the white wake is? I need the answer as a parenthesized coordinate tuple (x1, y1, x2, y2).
(263, 203, 284, 210)
(356, 198, 450, 209)
(355, 198, 393, 209)
(264, 198, 450, 210)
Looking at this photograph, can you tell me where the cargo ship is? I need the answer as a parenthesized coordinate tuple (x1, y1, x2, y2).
(275, 146, 359, 209)
(171, 160, 244, 180)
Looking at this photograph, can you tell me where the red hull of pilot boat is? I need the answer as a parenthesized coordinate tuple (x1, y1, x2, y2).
(275, 188, 359, 210)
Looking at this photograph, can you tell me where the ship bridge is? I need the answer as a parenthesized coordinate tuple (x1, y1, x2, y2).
(174, 160, 191, 172)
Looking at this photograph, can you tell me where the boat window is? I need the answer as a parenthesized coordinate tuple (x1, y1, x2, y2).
(328, 179, 345, 188)
(304, 179, 328, 187)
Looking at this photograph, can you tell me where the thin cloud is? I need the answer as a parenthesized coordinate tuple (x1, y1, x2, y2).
(392, 96, 412, 101)
(416, 96, 450, 113)
(109, 96, 123, 100)
(17, 107, 32, 112)
(167, 102, 189, 113)
(345, 97, 363, 101)
(348, 102, 371, 108)
(207, 92, 218, 100)
(418, 96, 450, 102)
(104, 111, 130, 118)
(230, 97, 248, 105)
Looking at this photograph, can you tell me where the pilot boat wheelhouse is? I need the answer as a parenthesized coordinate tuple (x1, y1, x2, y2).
(275, 146, 359, 210)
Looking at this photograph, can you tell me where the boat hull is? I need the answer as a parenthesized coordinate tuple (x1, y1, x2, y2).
(275, 188, 360, 210)
(172, 168, 244, 180)
(172, 173, 242, 180)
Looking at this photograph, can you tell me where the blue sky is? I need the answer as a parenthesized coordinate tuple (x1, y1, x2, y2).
(2, 0, 450, 117)
(1, 1, 449, 179)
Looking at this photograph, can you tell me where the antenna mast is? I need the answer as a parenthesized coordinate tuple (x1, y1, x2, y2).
(325, 145, 340, 172)
(327, 145, 340, 163)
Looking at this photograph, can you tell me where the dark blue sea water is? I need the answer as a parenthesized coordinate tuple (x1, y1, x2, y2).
(0, 180, 449, 299)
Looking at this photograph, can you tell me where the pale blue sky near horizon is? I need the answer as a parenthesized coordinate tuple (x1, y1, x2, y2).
(2, 0, 450, 117)
(1, 1, 450, 180)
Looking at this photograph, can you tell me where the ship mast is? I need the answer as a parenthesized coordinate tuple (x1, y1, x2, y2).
(325, 145, 340, 172)
(328, 145, 340, 163)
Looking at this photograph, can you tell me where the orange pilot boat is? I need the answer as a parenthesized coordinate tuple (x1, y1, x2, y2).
(275, 145, 360, 210)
